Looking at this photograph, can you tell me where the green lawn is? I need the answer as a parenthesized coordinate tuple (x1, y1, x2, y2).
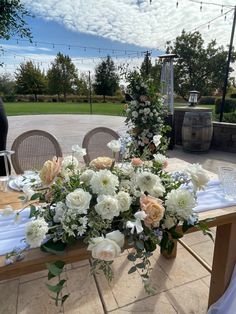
(4, 101, 215, 116)
(5, 102, 124, 116)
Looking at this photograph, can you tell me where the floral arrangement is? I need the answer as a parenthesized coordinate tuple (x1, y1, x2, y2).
(124, 74, 170, 159)
(10, 140, 211, 307)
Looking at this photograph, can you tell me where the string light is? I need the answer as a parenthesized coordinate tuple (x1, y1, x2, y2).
(200, 2, 203, 11)
(176, 1, 179, 8)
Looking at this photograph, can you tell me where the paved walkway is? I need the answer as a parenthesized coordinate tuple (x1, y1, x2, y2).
(2, 114, 236, 314)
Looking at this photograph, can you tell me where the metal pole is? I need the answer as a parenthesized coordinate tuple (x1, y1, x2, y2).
(220, 6, 236, 122)
(170, 58, 174, 115)
(88, 70, 92, 114)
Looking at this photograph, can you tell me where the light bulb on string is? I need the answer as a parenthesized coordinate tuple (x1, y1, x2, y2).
(208, 22, 210, 29)
(84, 47, 86, 51)
(52, 43, 55, 49)
(221, 6, 223, 15)
(200, 2, 202, 12)
(68, 45, 71, 50)
(176, 1, 179, 8)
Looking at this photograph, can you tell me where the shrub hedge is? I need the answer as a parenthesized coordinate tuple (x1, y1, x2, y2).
(215, 98, 236, 114)
(199, 96, 216, 105)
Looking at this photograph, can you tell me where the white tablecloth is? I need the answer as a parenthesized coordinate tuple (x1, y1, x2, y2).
(0, 208, 30, 255)
(193, 180, 236, 213)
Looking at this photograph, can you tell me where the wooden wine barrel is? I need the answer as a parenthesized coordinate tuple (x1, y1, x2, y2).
(182, 111, 213, 152)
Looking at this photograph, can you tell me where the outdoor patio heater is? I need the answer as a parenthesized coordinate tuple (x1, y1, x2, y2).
(159, 53, 178, 149)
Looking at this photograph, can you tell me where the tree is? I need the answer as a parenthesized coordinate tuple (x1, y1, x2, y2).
(94, 56, 119, 102)
(0, 73, 16, 100)
(140, 51, 152, 79)
(74, 73, 90, 96)
(0, 0, 32, 40)
(47, 52, 78, 101)
(166, 30, 236, 100)
(15, 61, 47, 101)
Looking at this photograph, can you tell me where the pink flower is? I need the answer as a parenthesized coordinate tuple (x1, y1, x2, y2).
(131, 158, 143, 166)
(140, 195, 165, 228)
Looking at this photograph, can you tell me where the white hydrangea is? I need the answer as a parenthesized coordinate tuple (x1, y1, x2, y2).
(184, 163, 209, 190)
(66, 189, 92, 214)
(25, 218, 48, 248)
(95, 195, 120, 220)
(90, 169, 119, 195)
(107, 140, 121, 153)
(136, 171, 161, 193)
(117, 191, 132, 212)
(163, 215, 177, 230)
(165, 189, 196, 220)
(80, 169, 95, 185)
(114, 162, 134, 176)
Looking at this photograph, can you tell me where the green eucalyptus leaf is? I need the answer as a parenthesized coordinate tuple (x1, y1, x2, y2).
(29, 205, 37, 218)
(46, 279, 66, 293)
(46, 261, 65, 277)
(41, 239, 66, 255)
(128, 266, 137, 274)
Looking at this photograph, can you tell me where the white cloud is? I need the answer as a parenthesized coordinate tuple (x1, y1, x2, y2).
(21, 0, 235, 49)
(1, 44, 52, 52)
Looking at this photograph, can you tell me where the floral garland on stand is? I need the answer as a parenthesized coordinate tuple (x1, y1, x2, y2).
(5, 141, 212, 308)
(124, 77, 170, 159)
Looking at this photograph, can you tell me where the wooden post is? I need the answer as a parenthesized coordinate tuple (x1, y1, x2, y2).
(208, 222, 236, 307)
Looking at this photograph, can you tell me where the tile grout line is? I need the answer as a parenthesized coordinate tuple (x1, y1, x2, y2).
(15, 279, 20, 314)
(89, 259, 108, 314)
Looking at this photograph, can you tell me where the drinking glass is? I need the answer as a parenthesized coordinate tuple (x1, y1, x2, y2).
(218, 166, 236, 201)
(0, 150, 14, 192)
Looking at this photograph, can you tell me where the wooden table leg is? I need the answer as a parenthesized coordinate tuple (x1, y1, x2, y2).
(208, 221, 236, 308)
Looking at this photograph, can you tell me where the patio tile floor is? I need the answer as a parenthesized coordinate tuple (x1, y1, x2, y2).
(1, 114, 235, 313)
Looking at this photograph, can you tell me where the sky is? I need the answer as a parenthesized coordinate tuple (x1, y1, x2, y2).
(0, 0, 235, 79)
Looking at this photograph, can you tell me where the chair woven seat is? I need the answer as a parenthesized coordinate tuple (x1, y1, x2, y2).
(11, 130, 63, 174)
(82, 127, 121, 164)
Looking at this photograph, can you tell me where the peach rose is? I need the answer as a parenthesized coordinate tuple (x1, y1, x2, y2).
(163, 160, 168, 169)
(140, 195, 165, 228)
(40, 157, 62, 185)
(89, 157, 113, 170)
(131, 158, 143, 166)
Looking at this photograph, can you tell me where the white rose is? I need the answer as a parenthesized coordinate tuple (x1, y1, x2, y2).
(132, 111, 138, 118)
(184, 163, 209, 190)
(106, 230, 125, 248)
(66, 188, 92, 214)
(95, 195, 120, 220)
(117, 191, 132, 212)
(107, 140, 121, 153)
(149, 183, 165, 198)
(88, 231, 124, 261)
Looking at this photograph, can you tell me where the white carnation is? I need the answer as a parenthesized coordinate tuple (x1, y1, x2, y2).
(136, 171, 160, 192)
(107, 140, 121, 153)
(165, 189, 196, 220)
(25, 218, 48, 248)
(117, 191, 132, 212)
(95, 195, 120, 220)
(184, 163, 209, 190)
(66, 189, 92, 214)
(90, 169, 119, 195)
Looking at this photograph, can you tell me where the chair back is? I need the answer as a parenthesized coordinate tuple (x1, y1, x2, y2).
(82, 127, 120, 164)
(11, 130, 62, 174)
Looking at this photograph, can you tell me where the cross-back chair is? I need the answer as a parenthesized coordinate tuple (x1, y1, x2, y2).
(11, 130, 63, 174)
(82, 127, 121, 164)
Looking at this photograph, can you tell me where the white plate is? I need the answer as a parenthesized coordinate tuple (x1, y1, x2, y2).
(8, 172, 44, 191)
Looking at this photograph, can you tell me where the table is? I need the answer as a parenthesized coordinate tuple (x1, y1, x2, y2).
(0, 162, 236, 309)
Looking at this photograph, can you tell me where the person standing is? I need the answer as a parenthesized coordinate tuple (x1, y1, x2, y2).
(0, 97, 11, 175)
